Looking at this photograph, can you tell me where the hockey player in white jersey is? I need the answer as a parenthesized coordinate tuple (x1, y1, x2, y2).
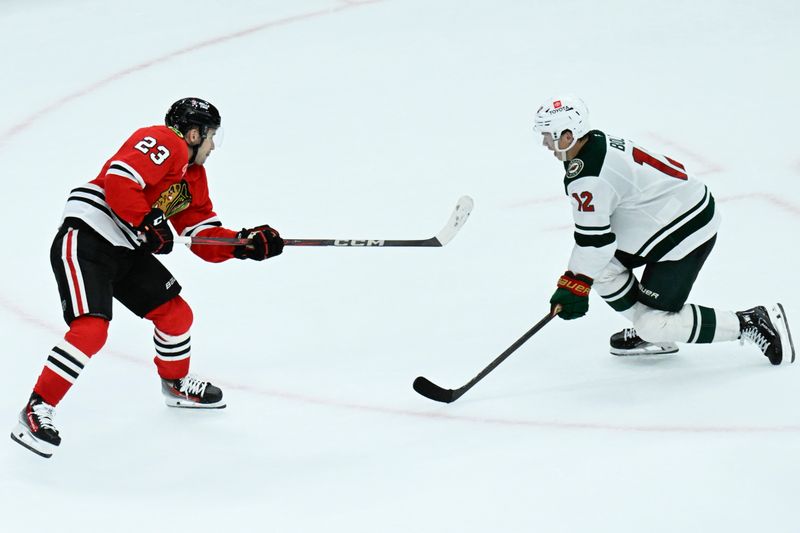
(534, 95, 794, 364)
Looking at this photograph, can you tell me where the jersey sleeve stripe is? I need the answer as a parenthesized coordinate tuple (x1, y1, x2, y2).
(181, 217, 222, 237)
(575, 223, 611, 232)
(71, 186, 105, 200)
(574, 226, 612, 236)
(106, 160, 146, 188)
(574, 232, 616, 248)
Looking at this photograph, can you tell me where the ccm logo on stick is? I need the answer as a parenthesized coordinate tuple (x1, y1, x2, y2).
(333, 240, 385, 246)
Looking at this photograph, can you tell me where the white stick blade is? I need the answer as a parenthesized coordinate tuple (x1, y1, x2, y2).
(435, 195, 474, 245)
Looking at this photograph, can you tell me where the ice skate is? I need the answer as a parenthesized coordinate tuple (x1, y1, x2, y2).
(610, 328, 679, 356)
(10, 393, 61, 458)
(161, 374, 226, 409)
(737, 303, 795, 365)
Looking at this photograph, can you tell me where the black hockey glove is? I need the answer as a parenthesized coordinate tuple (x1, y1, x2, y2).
(549, 271, 593, 320)
(234, 224, 284, 261)
(138, 208, 174, 254)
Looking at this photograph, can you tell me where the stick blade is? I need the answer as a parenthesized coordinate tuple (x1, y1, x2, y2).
(413, 376, 456, 403)
(435, 195, 474, 246)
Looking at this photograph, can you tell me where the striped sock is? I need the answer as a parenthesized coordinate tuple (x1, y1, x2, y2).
(153, 328, 191, 380)
(33, 341, 91, 406)
(685, 305, 742, 344)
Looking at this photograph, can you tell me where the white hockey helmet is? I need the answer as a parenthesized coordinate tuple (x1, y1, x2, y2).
(533, 95, 590, 157)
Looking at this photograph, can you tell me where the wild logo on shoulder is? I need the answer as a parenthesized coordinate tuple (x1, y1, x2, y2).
(566, 159, 584, 178)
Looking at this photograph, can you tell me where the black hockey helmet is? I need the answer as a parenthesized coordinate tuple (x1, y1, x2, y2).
(165, 97, 221, 139)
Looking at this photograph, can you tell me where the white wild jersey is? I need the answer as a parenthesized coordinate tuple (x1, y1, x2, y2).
(563, 130, 720, 279)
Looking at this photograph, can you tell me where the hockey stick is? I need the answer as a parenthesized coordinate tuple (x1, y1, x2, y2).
(413, 309, 558, 404)
(173, 195, 474, 248)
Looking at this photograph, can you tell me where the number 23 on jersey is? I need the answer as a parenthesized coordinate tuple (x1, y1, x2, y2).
(134, 136, 171, 165)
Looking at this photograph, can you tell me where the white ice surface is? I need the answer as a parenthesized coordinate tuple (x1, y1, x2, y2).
(1, 1, 800, 531)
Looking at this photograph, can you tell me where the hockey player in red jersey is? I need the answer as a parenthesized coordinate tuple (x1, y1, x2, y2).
(11, 97, 284, 458)
(534, 95, 794, 365)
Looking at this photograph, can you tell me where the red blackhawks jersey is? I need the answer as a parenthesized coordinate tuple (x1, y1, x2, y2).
(59, 125, 238, 262)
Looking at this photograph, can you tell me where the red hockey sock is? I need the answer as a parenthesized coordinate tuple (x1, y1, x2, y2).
(145, 296, 193, 380)
(33, 316, 109, 406)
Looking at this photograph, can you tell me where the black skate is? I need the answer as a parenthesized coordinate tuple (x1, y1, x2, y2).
(737, 303, 795, 365)
(610, 328, 679, 356)
(162, 374, 226, 409)
(10, 393, 61, 458)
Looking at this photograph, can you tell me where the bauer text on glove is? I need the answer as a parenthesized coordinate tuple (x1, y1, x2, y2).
(549, 271, 593, 320)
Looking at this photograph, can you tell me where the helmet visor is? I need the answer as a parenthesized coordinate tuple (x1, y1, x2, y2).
(207, 127, 224, 149)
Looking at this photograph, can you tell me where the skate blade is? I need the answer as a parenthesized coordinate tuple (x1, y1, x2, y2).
(611, 345, 679, 356)
(164, 397, 226, 409)
(772, 303, 795, 364)
(9, 422, 57, 458)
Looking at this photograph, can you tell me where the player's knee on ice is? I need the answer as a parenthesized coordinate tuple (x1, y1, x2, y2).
(632, 307, 692, 343)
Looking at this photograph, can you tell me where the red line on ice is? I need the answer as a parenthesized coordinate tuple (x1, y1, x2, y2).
(2, 291, 797, 435)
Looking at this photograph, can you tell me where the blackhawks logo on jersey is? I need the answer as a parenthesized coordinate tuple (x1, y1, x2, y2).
(153, 180, 192, 218)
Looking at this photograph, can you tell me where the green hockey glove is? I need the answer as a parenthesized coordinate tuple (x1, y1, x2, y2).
(549, 271, 593, 320)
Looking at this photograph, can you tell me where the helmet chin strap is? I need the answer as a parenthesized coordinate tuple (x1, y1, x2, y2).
(554, 133, 577, 161)
(187, 132, 205, 165)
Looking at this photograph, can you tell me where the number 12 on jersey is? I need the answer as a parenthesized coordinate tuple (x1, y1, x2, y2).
(632, 146, 687, 180)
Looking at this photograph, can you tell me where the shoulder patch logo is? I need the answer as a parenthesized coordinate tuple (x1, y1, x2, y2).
(566, 158, 584, 178)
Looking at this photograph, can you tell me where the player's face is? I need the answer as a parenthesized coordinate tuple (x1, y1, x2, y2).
(541, 132, 563, 159)
(193, 129, 217, 166)
(541, 132, 556, 151)
(541, 131, 573, 160)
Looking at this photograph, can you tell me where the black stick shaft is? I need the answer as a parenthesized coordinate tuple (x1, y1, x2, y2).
(456, 312, 556, 395)
(174, 196, 472, 248)
(176, 236, 443, 247)
(413, 311, 557, 403)
(281, 237, 442, 247)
